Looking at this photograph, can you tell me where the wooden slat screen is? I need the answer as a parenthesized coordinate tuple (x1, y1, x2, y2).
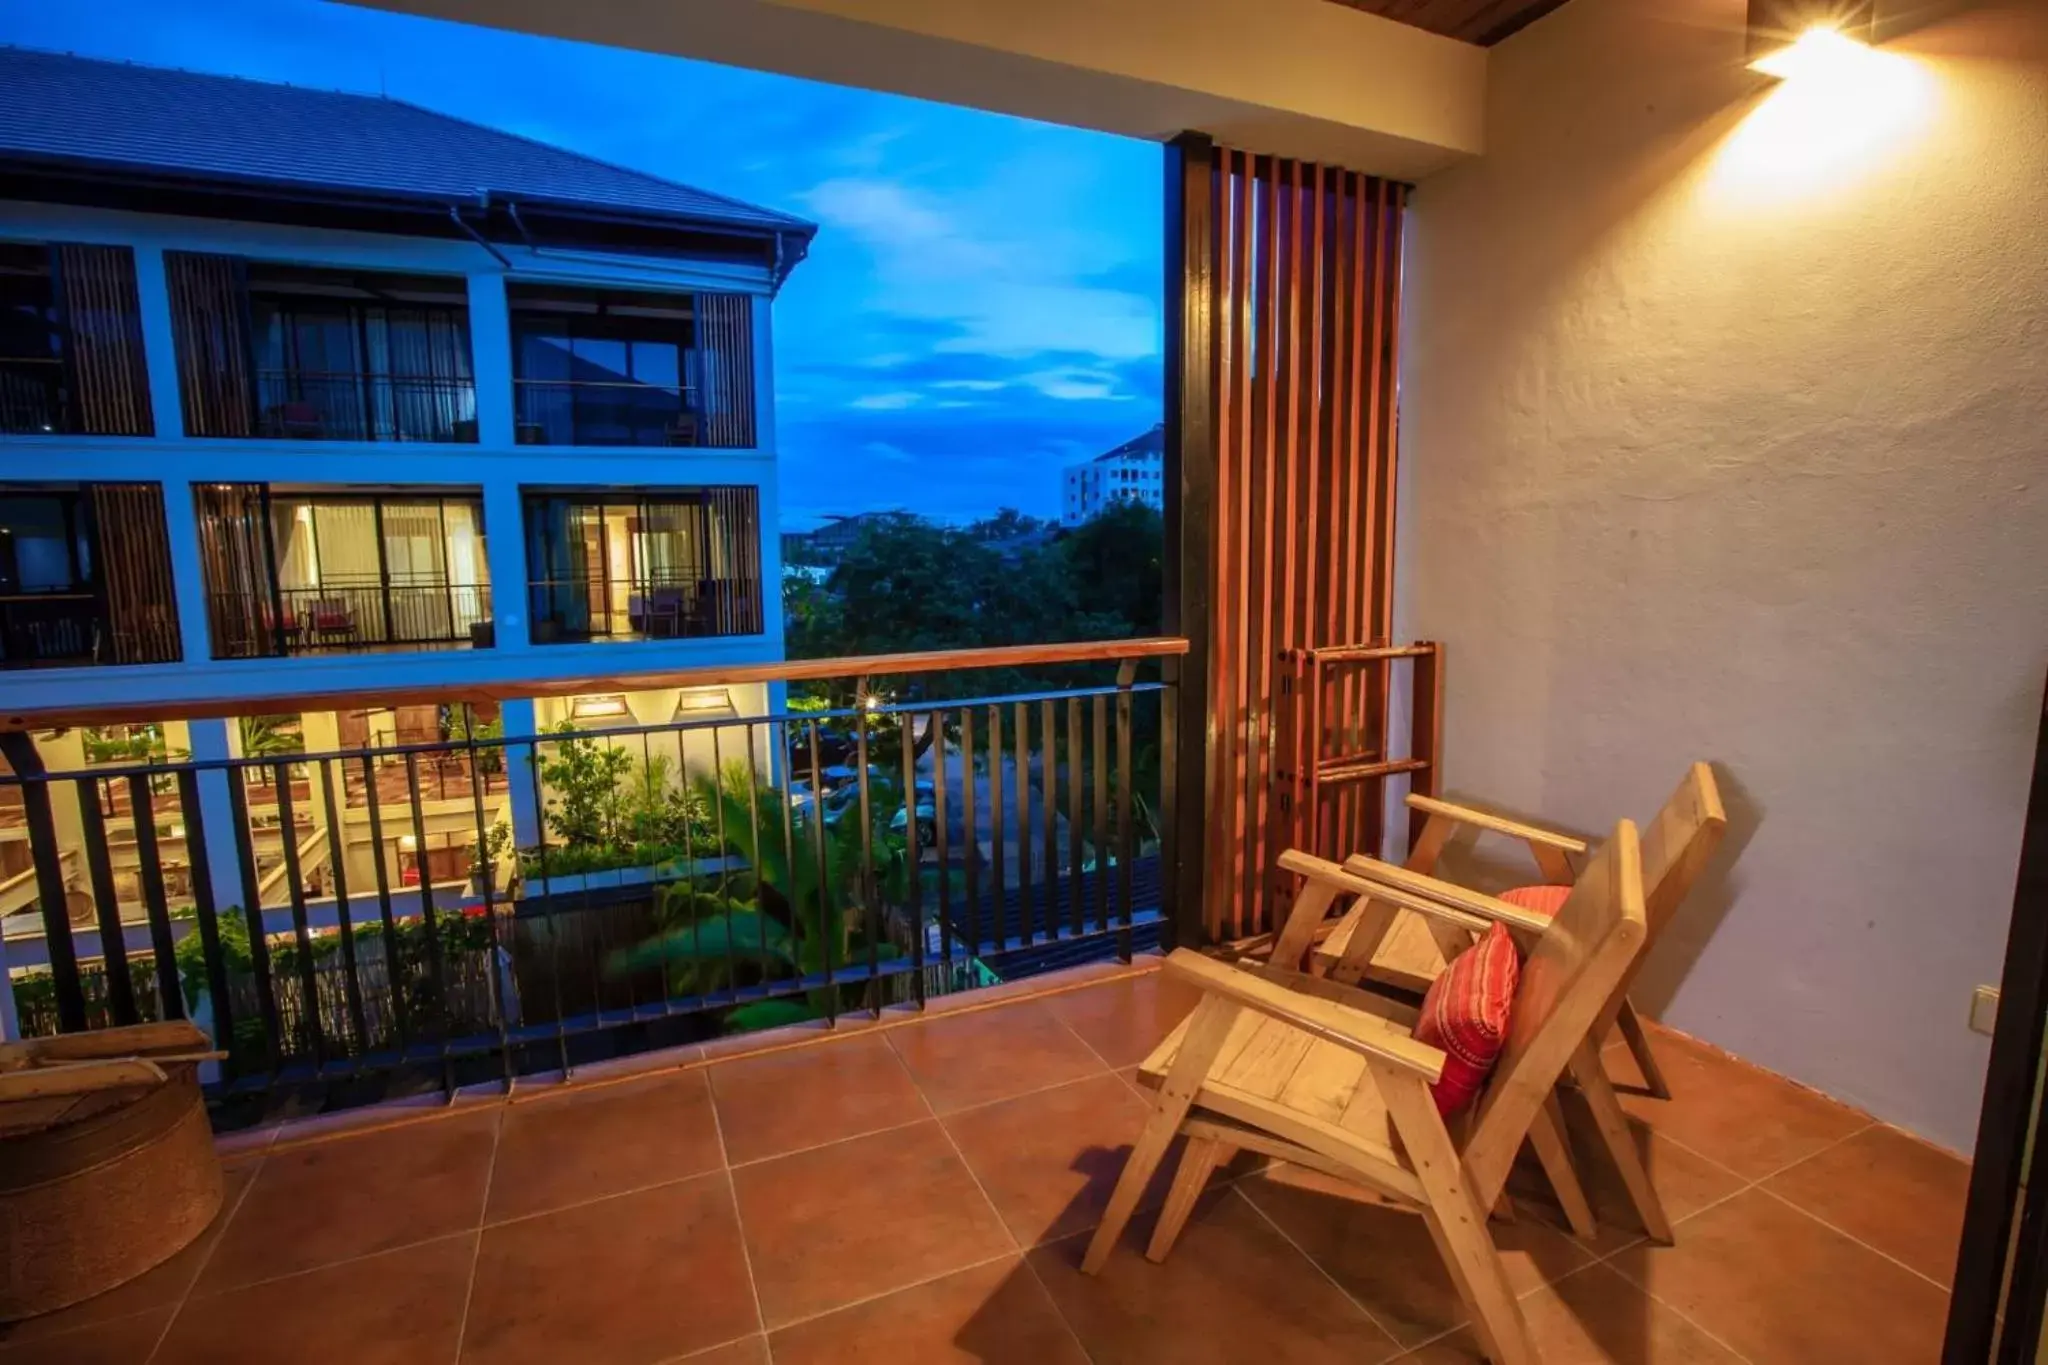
(706, 485, 764, 635)
(53, 245, 152, 436)
(85, 483, 179, 664)
(194, 482, 282, 659)
(695, 292, 757, 448)
(165, 251, 255, 438)
(1200, 148, 1408, 941)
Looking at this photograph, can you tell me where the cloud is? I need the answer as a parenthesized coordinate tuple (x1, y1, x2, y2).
(850, 392, 921, 410)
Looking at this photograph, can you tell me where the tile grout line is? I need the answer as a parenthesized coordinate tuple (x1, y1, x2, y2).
(909, 1049, 1108, 1362)
(1229, 1182, 1404, 1349)
(448, 1111, 504, 1365)
(1750, 1183, 1955, 1295)
(758, 1249, 1021, 1338)
(707, 1085, 773, 1363)
(135, 1147, 268, 1365)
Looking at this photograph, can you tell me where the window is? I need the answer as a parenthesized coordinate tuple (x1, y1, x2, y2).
(0, 483, 178, 667)
(0, 242, 152, 437)
(524, 488, 762, 642)
(509, 284, 756, 448)
(167, 256, 475, 442)
(195, 484, 491, 658)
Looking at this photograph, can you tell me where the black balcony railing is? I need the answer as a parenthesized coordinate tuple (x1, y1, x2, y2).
(513, 379, 702, 448)
(527, 576, 758, 643)
(0, 360, 68, 435)
(0, 592, 105, 667)
(0, 641, 1184, 1121)
(254, 371, 478, 443)
(211, 579, 493, 657)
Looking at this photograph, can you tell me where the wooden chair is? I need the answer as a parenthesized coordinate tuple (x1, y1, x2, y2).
(1328, 763, 1728, 1104)
(1316, 763, 1728, 1243)
(1083, 822, 1646, 1365)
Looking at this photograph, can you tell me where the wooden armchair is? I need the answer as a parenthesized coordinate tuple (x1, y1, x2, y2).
(1326, 763, 1728, 1104)
(1084, 823, 1646, 1365)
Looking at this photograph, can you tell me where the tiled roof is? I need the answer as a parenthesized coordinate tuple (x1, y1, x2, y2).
(0, 46, 814, 240)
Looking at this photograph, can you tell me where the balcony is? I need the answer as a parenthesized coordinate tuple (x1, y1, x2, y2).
(0, 241, 153, 438)
(196, 486, 493, 659)
(0, 958, 1963, 1364)
(509, 283, 756, 448)
(0, 483, 180, 669)
(525, 489, 762, 643)
(166, 256, 475, 444)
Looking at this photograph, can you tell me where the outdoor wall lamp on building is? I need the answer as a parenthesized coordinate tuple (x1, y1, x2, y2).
(568, 693, 631, 725)
(672, 687, 737, 721)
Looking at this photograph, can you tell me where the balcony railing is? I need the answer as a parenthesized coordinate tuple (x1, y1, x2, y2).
(513, 379, 702, 447)
(0, 592, 106, 668)
(253, 370, 477, 443)
(528, 576, 760, 642)
(0, 360, 67, 435)
(0, 640, 1192, 1114)
(209, 579, 492, 657)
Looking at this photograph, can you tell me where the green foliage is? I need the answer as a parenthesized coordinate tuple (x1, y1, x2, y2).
(84, 725, 180, 765)
(537, 722, 635, 848)
(238, 714, 303, 757)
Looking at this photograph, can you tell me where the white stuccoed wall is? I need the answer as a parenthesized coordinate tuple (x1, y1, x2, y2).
(1397, 0, 2048, 1152)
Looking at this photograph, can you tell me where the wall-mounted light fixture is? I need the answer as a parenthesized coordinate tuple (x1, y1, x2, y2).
(569, 693, 631, 725)
(672, 688, 737, 722)
(1748, 0, 1875, 75)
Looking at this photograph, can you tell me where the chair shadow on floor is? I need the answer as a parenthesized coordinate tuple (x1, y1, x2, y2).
(952, 1123, 1681, 1365)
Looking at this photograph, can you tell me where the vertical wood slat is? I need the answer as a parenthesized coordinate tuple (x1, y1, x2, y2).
(54, 244, 152, 436)
(88, 483, 180, 665)
(1196, 148, 1408, 941)
(164, 251, 255, 438)
(695, 292, 756, 449)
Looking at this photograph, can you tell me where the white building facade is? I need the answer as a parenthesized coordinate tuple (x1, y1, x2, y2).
(0, 49, 812, 933)
(1060, 423, 1165, 526)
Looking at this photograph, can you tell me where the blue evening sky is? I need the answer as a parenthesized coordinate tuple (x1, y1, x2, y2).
(0, 0, 1164, 529)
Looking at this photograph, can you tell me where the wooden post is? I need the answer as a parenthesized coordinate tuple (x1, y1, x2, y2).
(1408, 642, 1445, 856)
(1163, 130, 1218, 952)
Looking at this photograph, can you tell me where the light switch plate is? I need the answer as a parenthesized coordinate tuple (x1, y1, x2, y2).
(1971, 985, 2000, 1036)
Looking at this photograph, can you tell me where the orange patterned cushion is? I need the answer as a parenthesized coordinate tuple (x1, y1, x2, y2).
(1500, 884, 1572, 917)
(1412, 922, 1520, 1116)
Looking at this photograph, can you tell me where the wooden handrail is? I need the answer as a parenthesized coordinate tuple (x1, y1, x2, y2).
(0, 636, 1190, 731)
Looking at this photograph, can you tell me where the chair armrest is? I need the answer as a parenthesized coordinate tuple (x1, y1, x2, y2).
(1405, 793, 1589, 855)
(1278, 849, 1494, 937)
(1340, 855, 1556, 937)
(1163, 949, 1444, 1081)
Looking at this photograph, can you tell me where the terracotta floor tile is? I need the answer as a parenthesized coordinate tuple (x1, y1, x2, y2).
(195, 1108, 496, 1293)
(730, 1119, 1014, 1328)
(486, 1070, 723, 1222)
(462, 1174, 757, 1365)
(672, 1337, 769, 1364)
(0, 1161, 255, 1344)
(1028, 1189, 1400, 1365)
(770, 1257, 1089, 1365)
(1044, 972, 1201, 1068)
(1608, 1187, 1950, 1364)
(942, 1072, 1173, 1246)
(160, 1234, 473, 1365)
(1402, 1263, 1747, 1365)
(1616, 1028, 1870, 1180)
(0, 1309, 171, 1365)
(1764, 1123, 1970, 1285)
(1237, 1162, 1589, 1348)
(710, 1034, 928, 1164)
(1508, 1087, 1748, 1255)
(888, 1000, 1106, 1114)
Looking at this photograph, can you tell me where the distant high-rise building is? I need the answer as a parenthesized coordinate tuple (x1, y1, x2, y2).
(1060, 424, 1164, 526)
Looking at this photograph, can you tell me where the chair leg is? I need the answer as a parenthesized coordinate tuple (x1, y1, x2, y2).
(1571, 1044, 1674, 1244)
(1614, 999, 1672, 1100)
(1082, 995, 1237, 1275)
(1529, 1095, 1598, 1241)
(1146, 1136, 1222, 1263)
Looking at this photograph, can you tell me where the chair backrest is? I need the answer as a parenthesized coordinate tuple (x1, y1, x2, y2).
(1463, 818, 1644, 1202)
(1639, 761, 1728, 942)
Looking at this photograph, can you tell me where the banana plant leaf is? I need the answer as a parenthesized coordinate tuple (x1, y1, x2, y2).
(604, 910, 796, 978)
